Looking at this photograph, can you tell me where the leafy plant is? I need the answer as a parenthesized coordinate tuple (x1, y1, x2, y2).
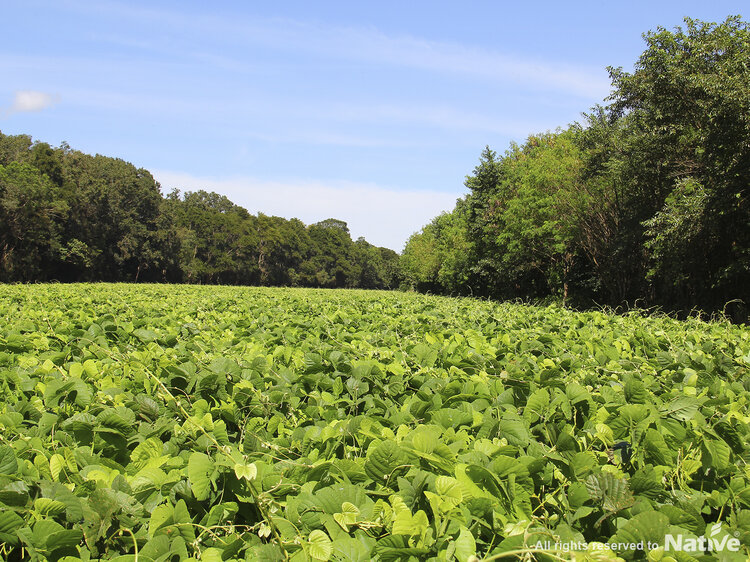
(0, 284, 748, 560)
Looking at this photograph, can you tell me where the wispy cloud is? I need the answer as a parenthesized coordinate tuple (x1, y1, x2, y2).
(3, 4, 602, 150)
(338, 103, 557, 138)
(41, 85, 547, 146)
(153, 170, 462, 251)
(3, 90, 58, 116)
(294, 26, 611, 99)
(63, 1, 610, 99)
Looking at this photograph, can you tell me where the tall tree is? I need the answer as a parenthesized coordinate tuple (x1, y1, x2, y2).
(494, 131, 585, 304)
(0, 162, 66, 280)
(462, 146, 507, 296)
(605, 16, 750, 311)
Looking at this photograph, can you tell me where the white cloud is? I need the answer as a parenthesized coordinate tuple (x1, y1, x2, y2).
(46, 84, 552, 147)
(5, 90, 58, 115)
(304, 26, 611, 99)
(342, 103, 556, 138)
(64, 1, 610, 99)
(153, 170, 462, 251)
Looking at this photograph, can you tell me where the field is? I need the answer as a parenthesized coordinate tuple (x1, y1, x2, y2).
(0, 284, 749, 561)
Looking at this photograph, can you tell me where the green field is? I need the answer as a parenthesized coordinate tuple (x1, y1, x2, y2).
(0, 284, 749, 561)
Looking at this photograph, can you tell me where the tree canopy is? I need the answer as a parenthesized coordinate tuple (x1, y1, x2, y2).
(0, 133, 400, 289)
(402, 16, 749, 320)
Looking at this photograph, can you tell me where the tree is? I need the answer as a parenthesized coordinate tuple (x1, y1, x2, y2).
(400, 205, 472, 294)
(302, 219, 359, 288)
(0, 131, 400, 288)
(171, 190, 257, 284)
(56, 151, 166, 280)
(402, 16, 749, 318)
(494, 130, 584, 304)
(462, 146, 508, 296)
(605, 16, 750, 311)
(0, 162, 67, 280)
(400, 227, 441, 292)
(0, 132, 32, 166)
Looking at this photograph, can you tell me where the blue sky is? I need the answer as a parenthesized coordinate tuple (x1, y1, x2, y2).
(0, 1, 745, 250)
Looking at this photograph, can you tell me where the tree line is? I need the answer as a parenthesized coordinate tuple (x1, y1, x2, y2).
(401, 16, 749, 321)
(0, 135, 399, 288)
(1, 16, 748, 319)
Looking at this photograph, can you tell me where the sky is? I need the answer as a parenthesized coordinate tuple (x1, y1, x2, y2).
(0, 1, 745, 251)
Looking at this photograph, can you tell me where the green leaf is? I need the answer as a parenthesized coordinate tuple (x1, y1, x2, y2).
(148, 504, 174, 538)
(435, 476, 463, 507)
(172, 499, 196, 542)
(187, 452, 214, 501)
(308, 529, 333, 561)
(569, 452, 597, 480)
(391, 509, 415, 535)
(411, 427, 440, 454)
(524, 388, 550, 422)
(50, 453, 66, 481)
(132, 328, 158, 343)
(0, 510, 23, 544)
(364, 440, 409, 483)
(567, 482, 591, 508)
(34, 497, 68, 517)
(333, 502, 359, 530)
(45, 528, 83, 551)
(234, 462, 257, 481)
(27, 519, 83, 552)
(331, 536, 372, 562)
(465, 464, 511, 507)
(624, 379, 648, 404)
(609, 511, 669, 559)
(618, 404, 650, 425)
(0, 446, 18, 475)
(314, 484, 372, 514)
(610, 404, 650, 438)
(659, 505, 704, 536)
(392, 508, 429, 536)
(130, 437, 166, 469)
(585, 473, 635, 513)
(198, 548, 224, 562)
(455, 526, 476, 561)
(644, 428, 673, 465)
(97, 408, 133, 435)
(661, 397, 701, 421)
(497, 417, 530, 446)
(412, 343, 438, 367)
(702, 438, 731, 471)
(372, 535, 429, 562)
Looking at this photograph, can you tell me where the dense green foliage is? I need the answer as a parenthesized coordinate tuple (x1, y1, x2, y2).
(402, 17, 749, 320)
(0, 136, 399, 289)
(0, 284, 749, 560)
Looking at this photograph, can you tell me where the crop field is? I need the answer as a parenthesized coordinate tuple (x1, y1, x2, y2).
(0, 284, 749, 561)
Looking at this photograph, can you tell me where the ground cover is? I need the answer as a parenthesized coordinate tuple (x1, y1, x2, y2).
(0, 284, 749, 561)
